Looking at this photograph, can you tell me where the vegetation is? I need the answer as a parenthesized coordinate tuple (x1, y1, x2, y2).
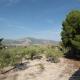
(61, 10, 80, 58)
(0, 45, 63, 72)
(38, 63, 45, 72)
(0, 38, 4, 49)
(45, 47, 62, 63)
(2, 10, 80, 72)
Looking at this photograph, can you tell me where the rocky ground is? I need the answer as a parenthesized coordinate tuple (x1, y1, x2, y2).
(0, 57, 80, 80)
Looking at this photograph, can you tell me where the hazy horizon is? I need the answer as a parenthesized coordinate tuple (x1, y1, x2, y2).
(4, 36, 60, 41)
(0, 0, 80, 41)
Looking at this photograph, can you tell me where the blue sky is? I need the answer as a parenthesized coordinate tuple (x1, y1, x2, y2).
(0, 0, 80, 41)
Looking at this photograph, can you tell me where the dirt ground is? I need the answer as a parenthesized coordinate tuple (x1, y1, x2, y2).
(0, 57, 80, 80)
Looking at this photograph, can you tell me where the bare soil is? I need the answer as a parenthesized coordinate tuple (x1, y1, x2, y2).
(0, 57, 80, 80)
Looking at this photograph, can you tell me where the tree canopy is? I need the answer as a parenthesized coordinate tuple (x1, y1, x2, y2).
(61, 10, 80, 57)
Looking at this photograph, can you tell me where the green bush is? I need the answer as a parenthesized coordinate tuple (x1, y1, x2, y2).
(45, 48, 63, 63)
(0, 49, 11, 72)
(0, 45, 64, 71)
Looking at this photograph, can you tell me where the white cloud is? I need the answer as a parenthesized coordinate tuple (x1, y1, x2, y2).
(0, 0, 41, 6)
(8, 24, 27, 30)
(0, 0, 21, 6)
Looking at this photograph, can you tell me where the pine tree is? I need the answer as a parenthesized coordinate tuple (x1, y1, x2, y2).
(61, 10, 80, 58)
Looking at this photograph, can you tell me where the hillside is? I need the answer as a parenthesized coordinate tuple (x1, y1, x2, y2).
(2, 37, 59, 46)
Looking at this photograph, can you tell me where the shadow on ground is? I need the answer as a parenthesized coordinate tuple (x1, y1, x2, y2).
(1, 61, 29, 74)
(69, 69, 80, 80)
(64, 50, 80, 61)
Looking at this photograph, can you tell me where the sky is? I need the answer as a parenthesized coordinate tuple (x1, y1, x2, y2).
(0, 0, 80, 41)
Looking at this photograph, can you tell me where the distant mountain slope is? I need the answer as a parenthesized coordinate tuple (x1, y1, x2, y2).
(2, 37, 59, 46)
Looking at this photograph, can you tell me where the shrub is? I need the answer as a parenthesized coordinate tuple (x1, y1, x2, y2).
(0, 49, 11, 72)
(45, 48, 61, 63)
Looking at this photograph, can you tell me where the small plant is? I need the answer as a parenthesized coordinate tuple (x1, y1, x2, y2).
(0, 49, 11, 73)
(45, 48, 60, 63)
(38, 63, 45, 72)
(28, 47, 37, 60)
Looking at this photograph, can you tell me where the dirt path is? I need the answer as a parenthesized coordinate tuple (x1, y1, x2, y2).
(0, 58, 79, 80)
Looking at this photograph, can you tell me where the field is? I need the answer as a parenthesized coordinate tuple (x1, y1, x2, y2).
(0, 45, 63, 70)
(0, 45, 80, 80)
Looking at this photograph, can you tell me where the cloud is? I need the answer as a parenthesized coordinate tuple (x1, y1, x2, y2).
(0, 17, 61, 41)
(0, 0, 41, 6)
(8, 24, 27, 30)
(0, 0, 21, 6)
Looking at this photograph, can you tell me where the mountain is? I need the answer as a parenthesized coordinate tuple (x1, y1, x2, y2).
(2, 37, 59, 46)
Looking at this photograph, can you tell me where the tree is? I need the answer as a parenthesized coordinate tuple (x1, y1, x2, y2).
(61, 10, 80, 58)
(0, 38, 3, 49)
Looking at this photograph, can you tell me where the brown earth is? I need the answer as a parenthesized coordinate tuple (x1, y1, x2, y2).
(0, 57, 80, 80)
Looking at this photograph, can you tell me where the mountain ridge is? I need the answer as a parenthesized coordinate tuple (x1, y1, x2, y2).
(2, 37, 59, 46)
